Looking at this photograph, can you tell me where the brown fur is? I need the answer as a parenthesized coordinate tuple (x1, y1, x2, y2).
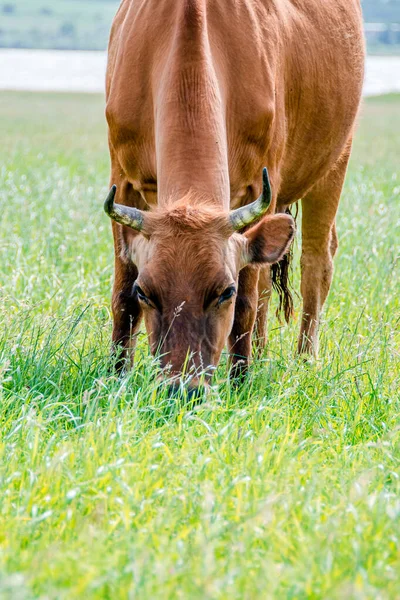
(105, 0, 365, 381)
(144, 195, 233, 238)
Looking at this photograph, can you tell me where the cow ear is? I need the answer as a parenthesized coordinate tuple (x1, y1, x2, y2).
(242, 214, 295, 266)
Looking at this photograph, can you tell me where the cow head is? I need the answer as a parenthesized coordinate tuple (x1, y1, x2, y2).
(104, 169, 295, 390)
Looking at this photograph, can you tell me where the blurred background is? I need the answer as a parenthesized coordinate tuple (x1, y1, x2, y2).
(0, 0, 399, 95)
(0, 0, 398, 53)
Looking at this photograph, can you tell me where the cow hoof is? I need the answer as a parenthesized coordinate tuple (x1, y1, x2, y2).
(166, 383, 207, 404)
(229, 360, 250, 387)
(296, 352, 318, 366)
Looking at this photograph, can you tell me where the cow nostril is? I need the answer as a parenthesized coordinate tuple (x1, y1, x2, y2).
(166, 384, 206, 402)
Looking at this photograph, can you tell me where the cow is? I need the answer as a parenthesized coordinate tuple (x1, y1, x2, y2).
(104, 0, 364, 394)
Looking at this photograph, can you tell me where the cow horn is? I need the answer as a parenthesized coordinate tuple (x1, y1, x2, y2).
(104, 185, 145, 231)
(230, 167, 272, 231)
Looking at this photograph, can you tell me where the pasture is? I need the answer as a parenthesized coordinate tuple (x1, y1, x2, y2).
(0, 91, 399, 598)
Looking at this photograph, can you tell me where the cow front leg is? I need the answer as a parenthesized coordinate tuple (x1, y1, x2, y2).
(254, 264, 272, 356)
(298, 143, 351, 356)
(229, 265, 259, 380)
(111, 248, 143, 372)
(108, 177, 146, 371)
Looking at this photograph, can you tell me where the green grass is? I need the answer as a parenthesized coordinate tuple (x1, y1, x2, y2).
(0, 90, 399, 599)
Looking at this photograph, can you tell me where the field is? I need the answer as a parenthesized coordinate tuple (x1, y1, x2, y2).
(0, 91, 399, 598)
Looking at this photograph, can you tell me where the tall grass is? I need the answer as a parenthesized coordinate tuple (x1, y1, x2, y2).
(0, 92, 399, 598)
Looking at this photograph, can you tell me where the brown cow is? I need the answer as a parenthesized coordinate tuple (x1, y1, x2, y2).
(104, 0, 364, 393)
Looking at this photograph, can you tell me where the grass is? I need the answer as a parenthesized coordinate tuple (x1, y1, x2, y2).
(0, 90, 399, 599)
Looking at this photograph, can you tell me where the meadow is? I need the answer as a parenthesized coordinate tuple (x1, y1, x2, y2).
(0, 91, 399, 598)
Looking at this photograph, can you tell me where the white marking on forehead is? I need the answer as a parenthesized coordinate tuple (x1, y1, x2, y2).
(224, 234, 247, 279)
(128, 235, 153, 270)
(228, 233, 247, 270)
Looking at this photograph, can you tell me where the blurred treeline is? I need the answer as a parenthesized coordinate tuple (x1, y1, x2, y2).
(0, 0, 399, 52)
(363, 0, 400, 22)
(0, 0, 118, 51)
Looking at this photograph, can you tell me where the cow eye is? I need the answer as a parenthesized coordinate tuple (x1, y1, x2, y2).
(134, 285, 150, 305)
(218, 286, 236, 305)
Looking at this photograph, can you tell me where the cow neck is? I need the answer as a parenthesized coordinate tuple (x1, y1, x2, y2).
(154, 0, 229, 211)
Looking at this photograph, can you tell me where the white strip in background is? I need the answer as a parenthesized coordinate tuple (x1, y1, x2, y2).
(0, 49, 399, 96)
